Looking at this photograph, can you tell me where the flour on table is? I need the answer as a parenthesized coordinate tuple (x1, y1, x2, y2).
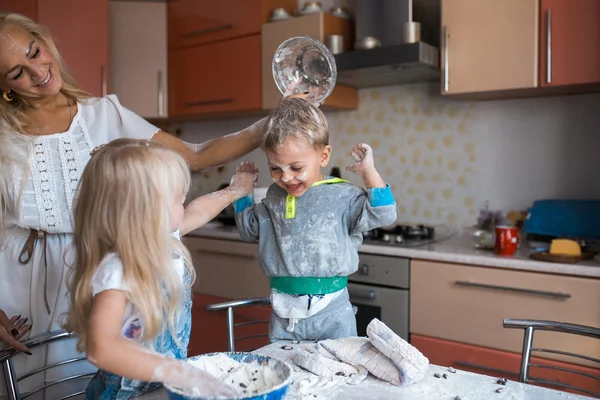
(187, 354, 279, 396)
(285, 375, 342, 400)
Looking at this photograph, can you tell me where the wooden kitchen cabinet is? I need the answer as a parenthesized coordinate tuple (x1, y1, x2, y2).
(168, 0, 296, 51)
(186, 236, 271, 354)
(38, 0, 109, 97)
(169, 35, 262, 117)
(539, 0, 600, 87)
(110, 1, 168, 119)
(261, 13, 357, 111)
(441, 0, 539, 95)
(0, 0, 37, 20)
(189, 293, 271, 355)
(410, 260, 600, 367)
(411, 334, 600, 395)
(0, 0, 109, 97)
(184, 236, 270, 299)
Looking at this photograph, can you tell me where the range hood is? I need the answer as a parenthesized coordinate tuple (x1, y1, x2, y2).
(334, 0, 441, 88)
(334, 42, 439, 88)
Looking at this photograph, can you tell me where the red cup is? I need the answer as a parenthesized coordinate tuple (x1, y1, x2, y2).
(495, 225, 519, 256)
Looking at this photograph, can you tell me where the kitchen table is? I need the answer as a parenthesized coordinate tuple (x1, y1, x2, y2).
(138, 341, 594, 400)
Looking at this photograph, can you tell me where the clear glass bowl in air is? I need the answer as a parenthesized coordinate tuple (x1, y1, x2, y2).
(272, 36, 337, 104)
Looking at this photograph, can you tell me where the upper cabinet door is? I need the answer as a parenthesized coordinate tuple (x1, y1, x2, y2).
(37, 0, 109, 97)
(168, 0, 295, 50)
(441, 0, 539, 95)
(168, 35, 261, 117)
(110, 1, 167, 118)
(261, 13, 357, 111)
(0, 0, 37, 20)
(540, 0, 600, 87)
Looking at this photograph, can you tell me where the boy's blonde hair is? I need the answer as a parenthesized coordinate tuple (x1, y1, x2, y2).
(262, 97, 329, 151)
(64, 139, 194, 352)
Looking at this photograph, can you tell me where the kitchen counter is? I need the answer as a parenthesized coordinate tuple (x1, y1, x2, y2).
(186, 223, 600, 279)
(138, 342, 591, 400)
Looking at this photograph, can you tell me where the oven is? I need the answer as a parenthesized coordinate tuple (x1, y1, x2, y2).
(348, 253, 410, 341)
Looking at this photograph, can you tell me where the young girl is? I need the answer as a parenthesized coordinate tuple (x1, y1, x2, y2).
(64, 138, 256, 399)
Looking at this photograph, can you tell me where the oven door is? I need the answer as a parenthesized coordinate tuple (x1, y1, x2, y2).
(348, 282, 409, 341)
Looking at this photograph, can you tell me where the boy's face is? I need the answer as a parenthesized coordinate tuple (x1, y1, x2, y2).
(266, 137, 331, 197)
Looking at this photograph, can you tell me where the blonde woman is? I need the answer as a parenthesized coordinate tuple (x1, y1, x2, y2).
(65, 139, 255, 399)
(0, 11, 264, 397)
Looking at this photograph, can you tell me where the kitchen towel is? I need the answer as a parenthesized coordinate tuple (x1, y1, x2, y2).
(294, 343, 368, 385)
(367, 318, 429, 386)
(294, 318, 429, 387)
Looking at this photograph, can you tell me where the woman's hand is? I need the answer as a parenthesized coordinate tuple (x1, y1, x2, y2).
(282, 79, 321, 107)
(229, 161, 259, 199)
(0, 309, 32, 354)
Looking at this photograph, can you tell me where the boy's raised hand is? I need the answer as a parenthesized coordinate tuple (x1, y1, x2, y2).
(230, 161, 259, 199)
(346, 143, 387, 189)
(346, 143, 375, 177)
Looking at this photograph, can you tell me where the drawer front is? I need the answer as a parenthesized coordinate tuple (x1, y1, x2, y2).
(168, 35, 261, 117)
(410, 260, 600, 366)
(168, 0, 262, 49)
(411, 334, 600, 396)
(184, 237, 269, 299)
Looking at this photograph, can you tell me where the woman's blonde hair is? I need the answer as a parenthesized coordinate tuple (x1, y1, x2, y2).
(0, 12, 92, 243)
(64, 139, 195, 352)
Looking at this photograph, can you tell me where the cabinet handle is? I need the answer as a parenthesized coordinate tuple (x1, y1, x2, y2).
(358, 264, 369, 276)
(100, 66, 107, 97)
(546, 9, 552, 84)
(443, 25, 449, 92)
(454, 360, 518, 377)
(183, 24, 233, 38)
(348, 288, 377, 301)
(454, 281, 571, 299)
(157, 70, 165, 117)
(184, 98, 233, 108)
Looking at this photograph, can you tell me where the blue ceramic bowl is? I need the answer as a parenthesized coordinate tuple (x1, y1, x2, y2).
(164, 352, 293, 400)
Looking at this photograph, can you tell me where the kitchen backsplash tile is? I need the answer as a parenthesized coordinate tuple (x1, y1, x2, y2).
(176, 82, 600, 227)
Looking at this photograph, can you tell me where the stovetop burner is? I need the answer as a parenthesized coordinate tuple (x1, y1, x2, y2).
(362, 224, 436, 247)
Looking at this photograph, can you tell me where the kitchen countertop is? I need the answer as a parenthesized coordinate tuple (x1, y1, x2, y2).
(186, 223, 600, 279)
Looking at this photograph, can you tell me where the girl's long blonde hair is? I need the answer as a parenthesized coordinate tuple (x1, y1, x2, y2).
(64, 139, 195, 352)
(0, 12, 91, 243)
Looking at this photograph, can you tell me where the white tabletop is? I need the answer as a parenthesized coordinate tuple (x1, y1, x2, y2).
(138, 342, 592, 400)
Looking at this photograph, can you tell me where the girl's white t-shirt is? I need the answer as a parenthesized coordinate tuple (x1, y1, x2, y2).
(90, 232, 185, 340)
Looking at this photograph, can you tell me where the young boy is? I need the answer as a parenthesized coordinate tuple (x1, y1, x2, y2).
(234, 97, 397, 341)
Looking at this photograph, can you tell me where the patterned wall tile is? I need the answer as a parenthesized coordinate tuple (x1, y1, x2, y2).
(181, 82, 600, 228)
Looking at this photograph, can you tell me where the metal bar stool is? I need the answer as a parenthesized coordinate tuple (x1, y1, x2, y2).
(207, 298, 271, 352)
(0, 330, 95, 400)
(503, 318, 600, 398)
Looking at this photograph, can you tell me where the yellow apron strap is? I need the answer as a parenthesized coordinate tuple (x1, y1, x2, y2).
(311, 177, 348, 187)
(285, 195, 296, 219)
(285, 178, 348, 219)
